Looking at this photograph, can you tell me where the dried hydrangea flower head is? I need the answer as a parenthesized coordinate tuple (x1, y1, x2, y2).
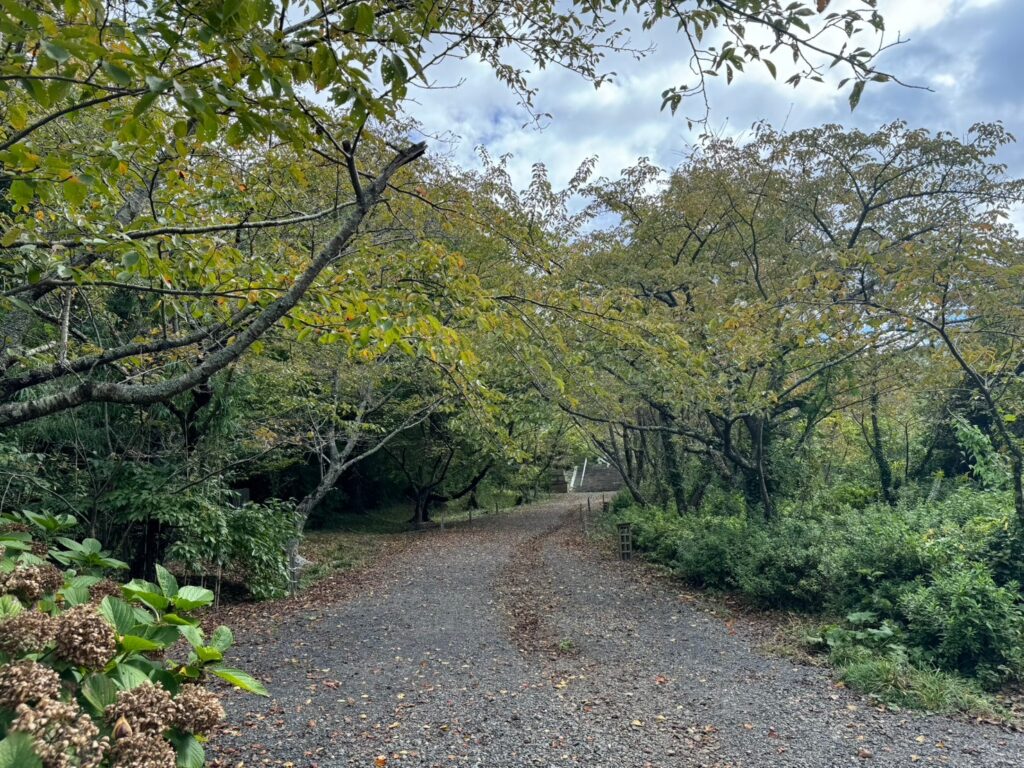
(10, 697, 108, 768)
(88, 579, 123, 604)
(0, 659, 62, 709)
(1, 563, 64, 602)
(0, 609, 57, 656)
(172, 684, 225, 734)
(105, 682, 175, 735)
(109, 733, 176, 768)
(30, 540, 51, 558)
(54, 605, 116, 669)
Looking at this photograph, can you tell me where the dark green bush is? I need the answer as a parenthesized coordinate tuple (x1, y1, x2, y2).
(610, 489, 634, 513)
(225, 500, 295, 600)
(615, 484, 1024, 690)
(669, 514, 747, 589)
(815, 507, 929, 614)
(813, 481, 878, 511)
(899, 563, 1024, 684)
(732, 518, 828, 609)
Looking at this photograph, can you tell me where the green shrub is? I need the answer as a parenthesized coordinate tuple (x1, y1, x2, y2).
(812, 481, 878, 511)
(668, 514, 747, 589)
(815, 508, 929, 614)
(695, 484, 747, 517)
(167, 498, 294, 601)
(225, 500, 295, 600)
(732, 517, 828, 609)
(899, 563, 1024, 685)
(625, 507, 687, 566)
(610, 489, 633, 513)
(620, 484, 1024, 698)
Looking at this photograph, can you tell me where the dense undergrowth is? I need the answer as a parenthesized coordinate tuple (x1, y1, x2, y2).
(606, 484, 1024, 719)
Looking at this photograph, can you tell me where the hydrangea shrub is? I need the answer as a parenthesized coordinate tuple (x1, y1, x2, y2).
(0, 511, 266, 768)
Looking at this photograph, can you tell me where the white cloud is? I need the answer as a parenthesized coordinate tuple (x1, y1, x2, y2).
(404, 0, 1018, 193)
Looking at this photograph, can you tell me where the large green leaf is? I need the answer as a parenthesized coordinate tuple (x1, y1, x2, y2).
(101, 60, 134, 86)
(173, 586, 214, 611)
(61, 584, 90, 607)
(210, 666, 268, 696)
(68, 574, 102, 589)
(143, 625, 182, 648)
(179, 624, 204, 649)
(116, 662, 152, 690)
(0, 594, 23, 620)
(100, 596, 138, 635)
(0, 733, 41, 768)
(209, 625, 234, 652)
(155, 564, 179, 598)
(168, 732, 205, 768)
(123, 579, 170, 611)
(81, 674, 119, 713)
(41, 40, 72, 63)
(120, 634, 164, 652)
(8, 180, 34, 208)
(195, 645, 223, 663)
(160, 613, 193, 626)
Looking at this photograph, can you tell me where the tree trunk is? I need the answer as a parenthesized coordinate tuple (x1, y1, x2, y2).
(411, 494, 433, 525)
(1011, 455, 1024, 526)
(743, 415, 775, 519)
(657, 422, 689, 515)
(867, 389, 897, 505)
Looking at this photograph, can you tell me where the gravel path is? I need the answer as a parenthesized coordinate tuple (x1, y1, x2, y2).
(208, 496, 1024, 767)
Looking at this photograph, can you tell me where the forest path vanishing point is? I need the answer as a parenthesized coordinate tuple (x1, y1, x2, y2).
(208, 496, 1024, 768)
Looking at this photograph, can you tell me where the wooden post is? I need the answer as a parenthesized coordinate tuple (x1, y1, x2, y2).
(617, 522, 633, 560)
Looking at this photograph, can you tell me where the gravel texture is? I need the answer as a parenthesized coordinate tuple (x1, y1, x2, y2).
(208, 496, 1024, 767)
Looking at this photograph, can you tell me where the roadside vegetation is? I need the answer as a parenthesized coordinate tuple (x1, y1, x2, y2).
(606, 484, 1024, 718)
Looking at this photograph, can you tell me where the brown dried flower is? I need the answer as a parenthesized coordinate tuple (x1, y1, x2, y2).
(30, 540, 51, 558)
(88, 579, 124, 604)
(10, 698, 108, 768)
(55, 605, 116, 669)
(109, 733, 176, 768)
(0, 659, 62, 709)
(0, 609, 57, 656)
(105, 683, 175, 735)
(1, 563, 64, 602)
(171, 684, 225, 734)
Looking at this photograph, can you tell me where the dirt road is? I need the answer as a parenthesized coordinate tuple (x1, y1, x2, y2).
(209, 497, 1023, 767)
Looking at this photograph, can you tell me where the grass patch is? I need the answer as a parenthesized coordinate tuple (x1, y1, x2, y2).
(298, 504, 412, 587)
(838, 654, 1001, 719)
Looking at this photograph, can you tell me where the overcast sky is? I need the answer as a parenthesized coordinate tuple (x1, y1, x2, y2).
(406, 0, 1023, 192)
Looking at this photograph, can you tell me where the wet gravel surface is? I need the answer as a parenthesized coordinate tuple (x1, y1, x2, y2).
(209, 496, 1024, 767)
